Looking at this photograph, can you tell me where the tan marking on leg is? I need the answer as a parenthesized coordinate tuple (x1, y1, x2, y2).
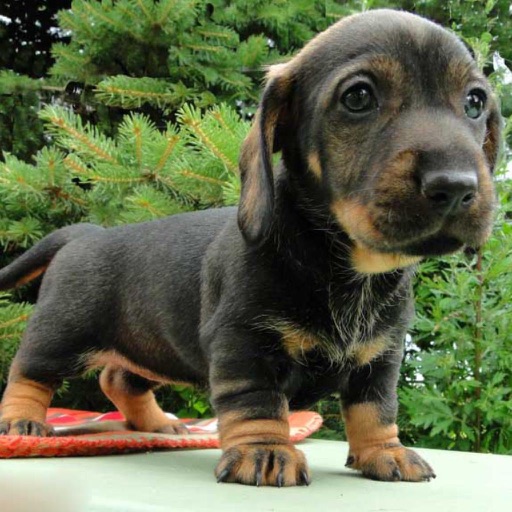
(99, 365, 186, 434)
(0, 378, 53, 424)
(15, 265, 49, 287)
(343, 402, 399, 455)
(88, 351, 190, 433)
(343, 403, 435, 482)
(219, 412, 290, 451)
(0, 362, 55, 435)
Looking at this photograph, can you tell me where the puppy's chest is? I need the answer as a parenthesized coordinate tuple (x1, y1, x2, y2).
(274, 278, 401, 367)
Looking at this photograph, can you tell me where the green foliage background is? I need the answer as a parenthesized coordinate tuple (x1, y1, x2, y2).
(0, 0, 510, 450)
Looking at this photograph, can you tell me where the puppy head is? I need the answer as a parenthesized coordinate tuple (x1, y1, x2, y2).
(238, 9, 501, 270)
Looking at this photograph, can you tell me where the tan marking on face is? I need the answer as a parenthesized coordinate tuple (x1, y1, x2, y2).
(331, 199, 421, 273)
(446, 58, 479, 98)
(351, 244, 423, 274)
(483, 104, 501, 172)
(98, 364, 184, 433)
(219, 411, 290, 451)
(444, 153, 496, 247)
(331, 150, 423, 273)
(331, 198, 385, 244)
(474, 153, 496, 239)
(365, 56, 407, 98)
(307, 152, 322, 179)
(374, 150, 417, 198)
(347, 335, 390, 366)
(15, 265, 49, 287)
(342, 402, 399, 455)
(475, 155, 495, 225)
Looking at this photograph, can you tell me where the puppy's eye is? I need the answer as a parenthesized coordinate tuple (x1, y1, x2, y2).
(464, 89, 486, 119)
(341, 83, 377, 113)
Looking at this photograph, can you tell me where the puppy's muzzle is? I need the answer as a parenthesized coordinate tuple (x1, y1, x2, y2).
(420, 169, 478, 216)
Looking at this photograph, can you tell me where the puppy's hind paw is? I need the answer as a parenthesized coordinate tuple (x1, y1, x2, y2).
(0, 418, 55, 437)
(127, 418, 189, 435)
(152, 419, 189, 435)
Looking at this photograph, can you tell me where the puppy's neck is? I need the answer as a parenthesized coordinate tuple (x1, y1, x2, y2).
(271, 163, 355, 276)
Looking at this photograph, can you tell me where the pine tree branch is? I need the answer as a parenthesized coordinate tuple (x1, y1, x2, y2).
(154, 135, 181, 173)
(46, 113, 118, 164)
(153, 174, 177, 188)
(63, 155, 90, 175)
(134, 125, 143, 170)
(183, 44, 223, 53)
(156, 0, 178, 25)
(81, 1, 141, 41)
(52, 45, 90, 66)
(0, 313, 29, 330)
(211, 110, 237, 139)
(136, 0, 153, 20)
(178, 170, 227, 186)
(181, 116, 238, 174)
(88, 176, 148, 184)
(96, 86, 175, 100)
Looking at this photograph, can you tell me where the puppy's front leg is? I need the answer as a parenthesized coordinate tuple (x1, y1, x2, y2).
(341, 348, 436, 482)
(209, 329, 310, 487)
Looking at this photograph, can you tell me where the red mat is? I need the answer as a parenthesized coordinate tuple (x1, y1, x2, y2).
(0, 408, 323, 458)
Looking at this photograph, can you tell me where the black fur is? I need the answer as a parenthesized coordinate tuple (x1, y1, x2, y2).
(0, 10, 500, 486)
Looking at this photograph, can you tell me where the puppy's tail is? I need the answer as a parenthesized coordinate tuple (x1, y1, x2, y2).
(0, 223, 104, 290)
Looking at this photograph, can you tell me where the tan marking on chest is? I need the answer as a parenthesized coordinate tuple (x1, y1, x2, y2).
(278, 324, 322, 360)
(347, 335, 389, 366)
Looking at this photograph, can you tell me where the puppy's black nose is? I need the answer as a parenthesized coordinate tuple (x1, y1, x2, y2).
(421, 170, 478, 214)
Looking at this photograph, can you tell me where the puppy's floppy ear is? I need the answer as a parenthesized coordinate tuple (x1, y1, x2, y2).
(237, 64, 294, 244)
(484, 96, 502, 173)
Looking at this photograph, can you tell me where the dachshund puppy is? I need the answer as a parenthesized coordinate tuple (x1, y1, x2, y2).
(0, 9, 500, 486)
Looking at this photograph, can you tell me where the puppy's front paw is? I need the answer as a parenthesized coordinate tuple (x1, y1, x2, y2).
(0, 418, 55, 437)
(346, 444, 436, 482)
(215, 444, 311, 487)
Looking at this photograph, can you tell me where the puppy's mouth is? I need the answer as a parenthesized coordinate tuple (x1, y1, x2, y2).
(331, 196, 494, 259)
(374, 233, 464, 257)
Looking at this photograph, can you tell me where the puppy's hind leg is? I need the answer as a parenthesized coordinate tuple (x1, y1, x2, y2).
(0, 357, 56, 436)
(99, 365, 188, 435)
(0, 304, 102, 437)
